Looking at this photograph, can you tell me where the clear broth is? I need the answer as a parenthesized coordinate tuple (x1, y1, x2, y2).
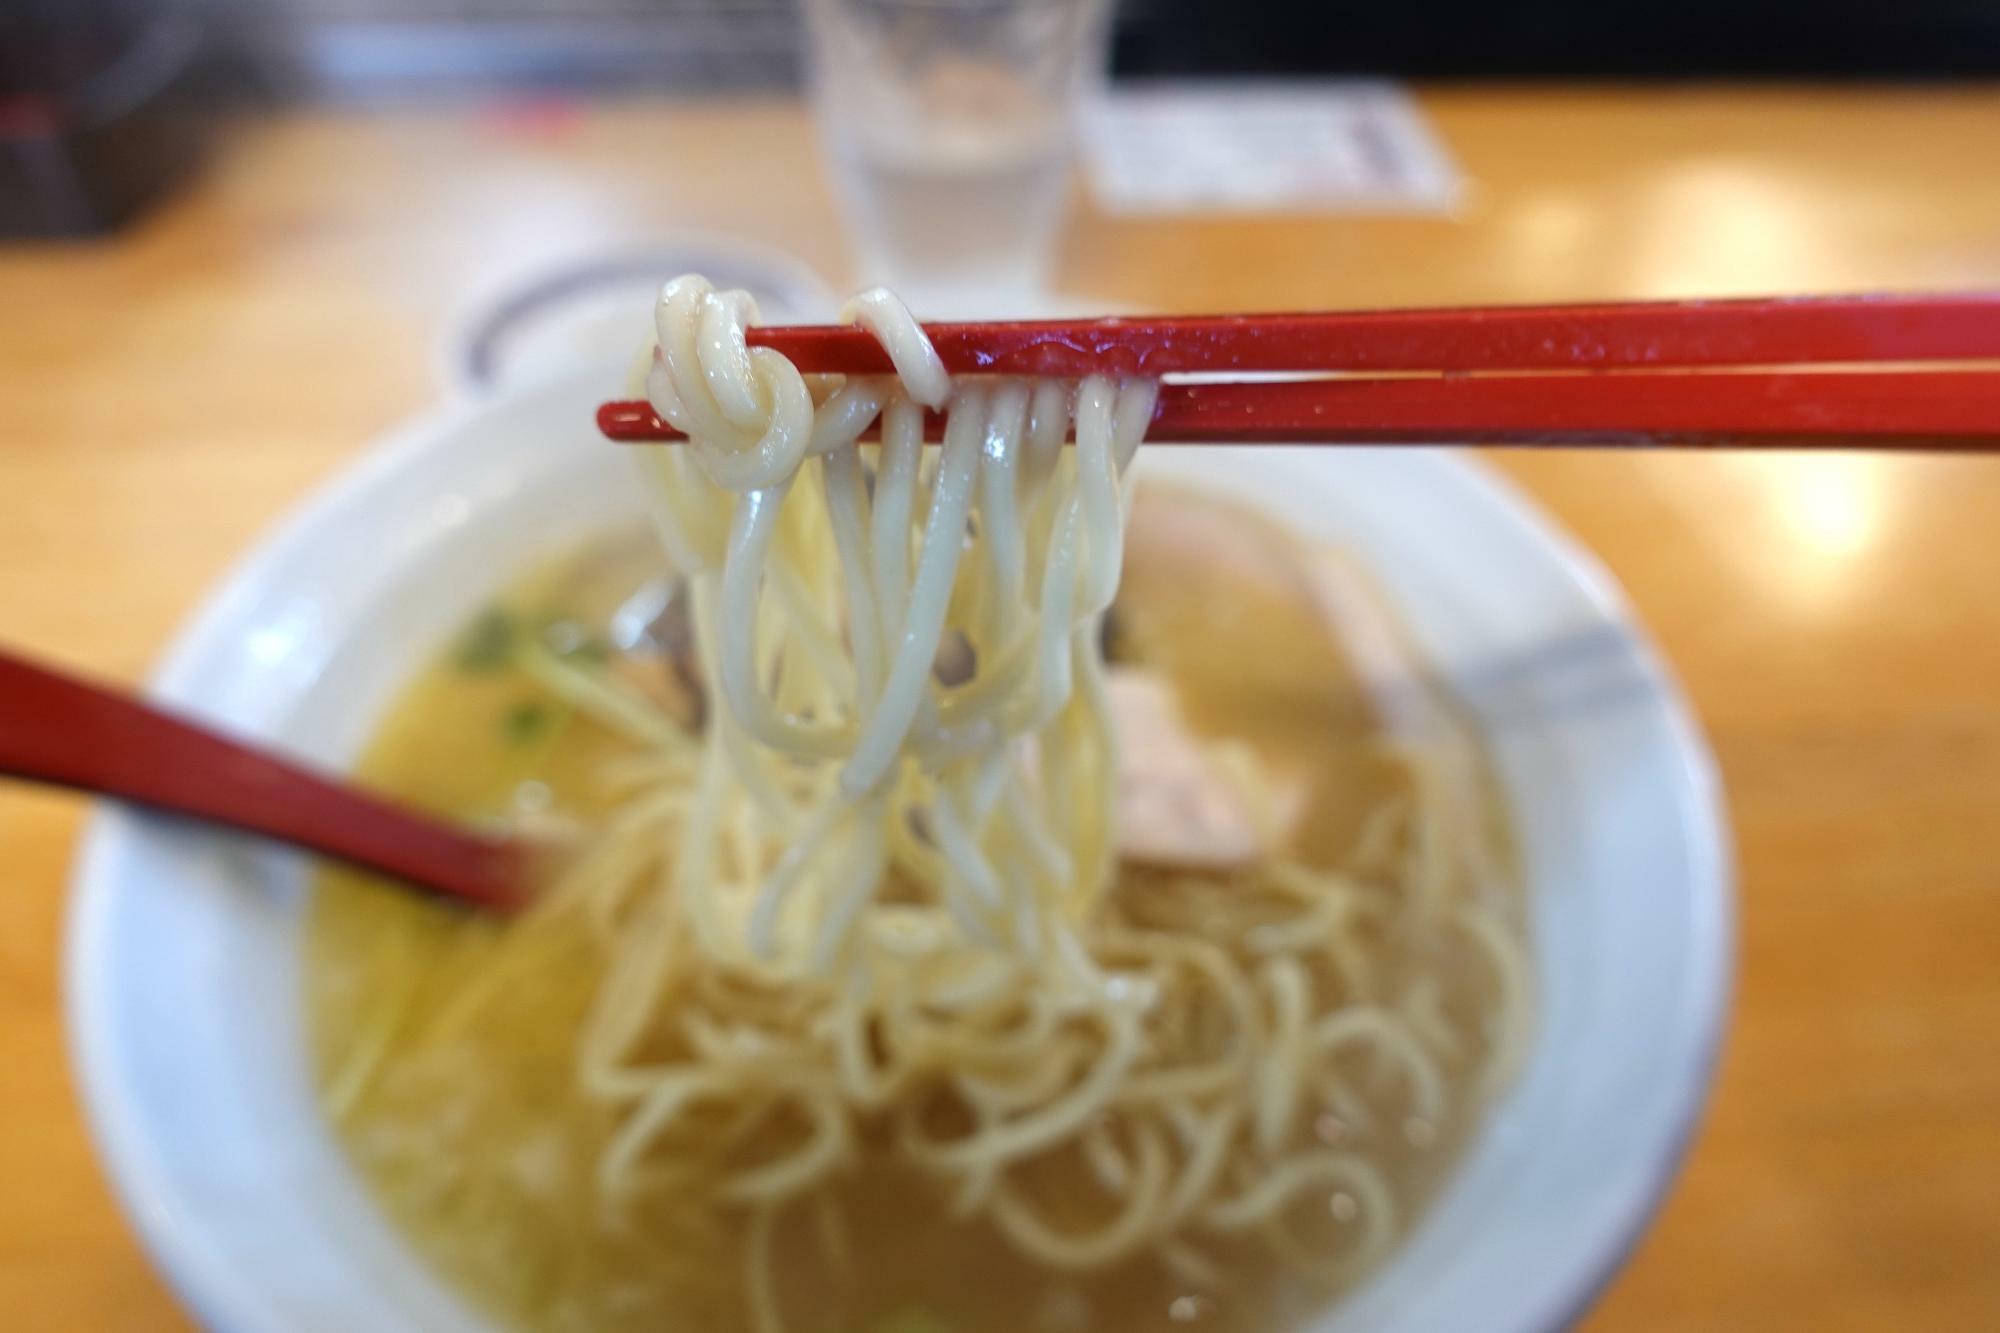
(308, 489, 1520, 1333)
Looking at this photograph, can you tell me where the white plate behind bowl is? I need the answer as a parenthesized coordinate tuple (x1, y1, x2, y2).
(68, 370, 1731, 1333)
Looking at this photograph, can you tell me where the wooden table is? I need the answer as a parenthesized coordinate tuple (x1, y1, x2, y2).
(3, 88, 1998, 1331)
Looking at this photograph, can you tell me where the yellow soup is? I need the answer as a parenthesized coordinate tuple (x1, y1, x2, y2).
(308, 487, 1525, 1333)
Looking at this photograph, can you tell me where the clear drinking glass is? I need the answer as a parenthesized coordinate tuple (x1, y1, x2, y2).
(802, 0, 1112, 313)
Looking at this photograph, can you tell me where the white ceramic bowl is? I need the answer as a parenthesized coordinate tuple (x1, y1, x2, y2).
(67, 370, 1732, 1333)
(437, 237, 837, 396)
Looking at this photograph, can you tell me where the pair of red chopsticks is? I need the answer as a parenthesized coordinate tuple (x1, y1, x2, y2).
(598, 293, 2000, 450)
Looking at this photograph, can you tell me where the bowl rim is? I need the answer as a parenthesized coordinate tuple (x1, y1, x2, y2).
(64, 381, 1734, 1333)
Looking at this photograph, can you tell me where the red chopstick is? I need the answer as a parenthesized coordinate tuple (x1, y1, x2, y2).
(600, 293, 2000, 450)
(601, 370, 2000, 450)
(0, 646, 528, 912)
(657, 293, 2000, 377)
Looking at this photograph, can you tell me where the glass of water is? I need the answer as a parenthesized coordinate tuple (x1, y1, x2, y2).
(802, 0, 1112, 313)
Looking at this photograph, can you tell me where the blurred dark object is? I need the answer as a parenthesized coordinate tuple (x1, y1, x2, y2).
(0, 1, 209, 238)
(223, 0, 799, 99)
(209, 0, 2000, 101)
(1113, 0, 2000, 79)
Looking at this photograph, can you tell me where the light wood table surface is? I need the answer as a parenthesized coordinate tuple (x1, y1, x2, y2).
(4, 87, 1999, 1331)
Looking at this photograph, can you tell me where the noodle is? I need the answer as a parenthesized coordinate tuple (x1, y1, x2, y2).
(316, 275, 1535, 1332)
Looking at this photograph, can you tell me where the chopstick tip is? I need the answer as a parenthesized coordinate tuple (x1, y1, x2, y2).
(598, 400, 664, 441)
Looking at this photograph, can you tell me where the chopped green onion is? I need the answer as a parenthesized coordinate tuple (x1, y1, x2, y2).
(454, 608, 517, 673)
(502, 700, 551, 745)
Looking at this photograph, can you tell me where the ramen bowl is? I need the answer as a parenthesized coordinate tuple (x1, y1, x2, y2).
(67, 368, 1731, 1333)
